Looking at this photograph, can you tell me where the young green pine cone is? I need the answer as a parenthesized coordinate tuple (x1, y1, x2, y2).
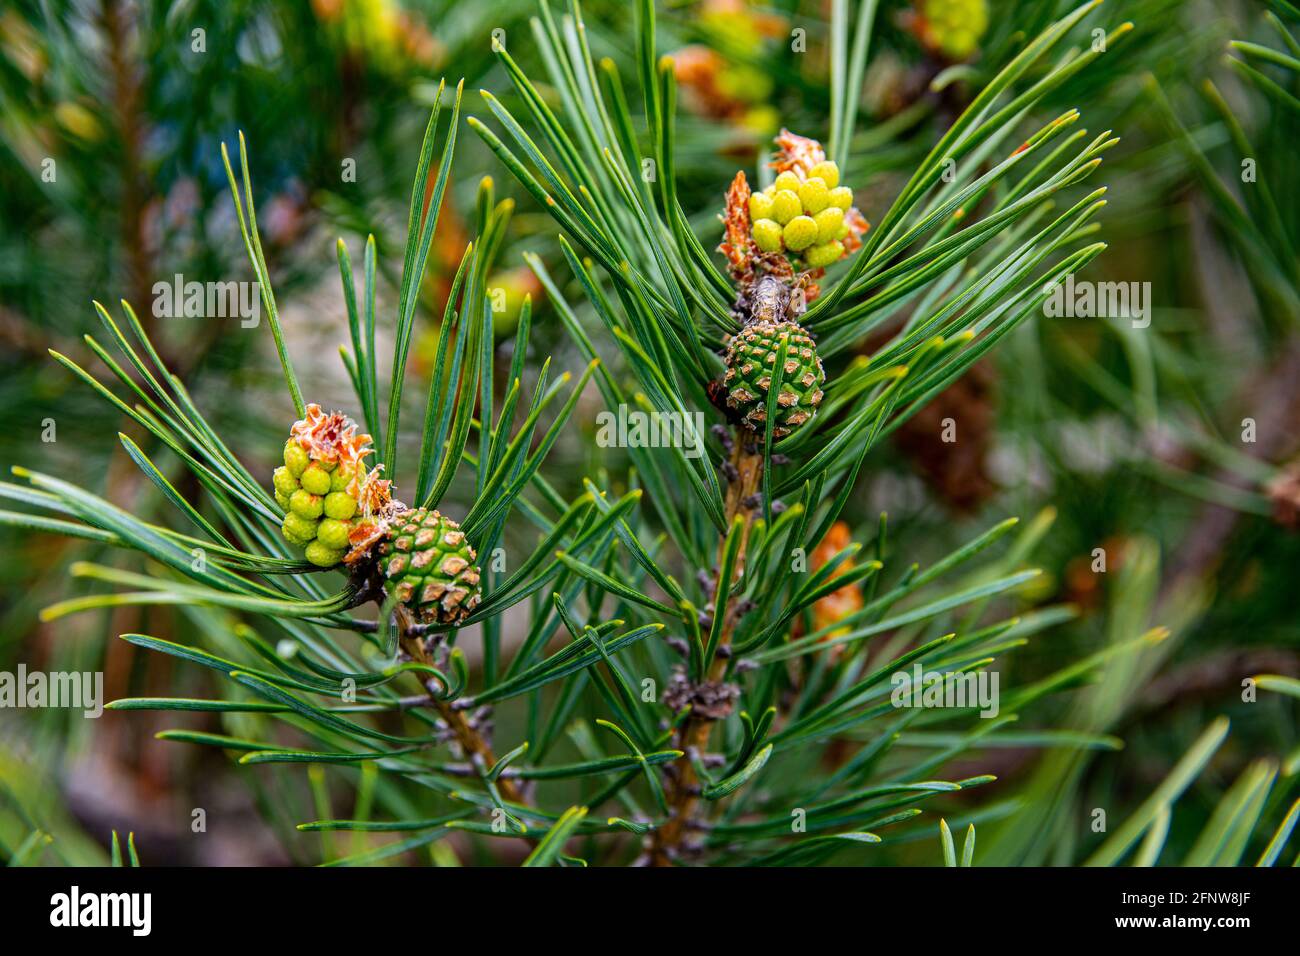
(723, 320, 825, 438)
(377, 508, 482, 626)
(273, 404, 374, 568)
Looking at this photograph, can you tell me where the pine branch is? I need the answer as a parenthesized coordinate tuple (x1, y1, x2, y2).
(648, 433, 764, 864)
(393, 606, 523, 805)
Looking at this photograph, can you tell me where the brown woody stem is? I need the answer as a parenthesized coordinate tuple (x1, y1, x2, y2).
(396, 610, 523, 804)
(646, 434, 764, 865)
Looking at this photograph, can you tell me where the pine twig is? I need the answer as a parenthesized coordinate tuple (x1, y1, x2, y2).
(648, 433, 763, 865)
(395, 608, 523, 805)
